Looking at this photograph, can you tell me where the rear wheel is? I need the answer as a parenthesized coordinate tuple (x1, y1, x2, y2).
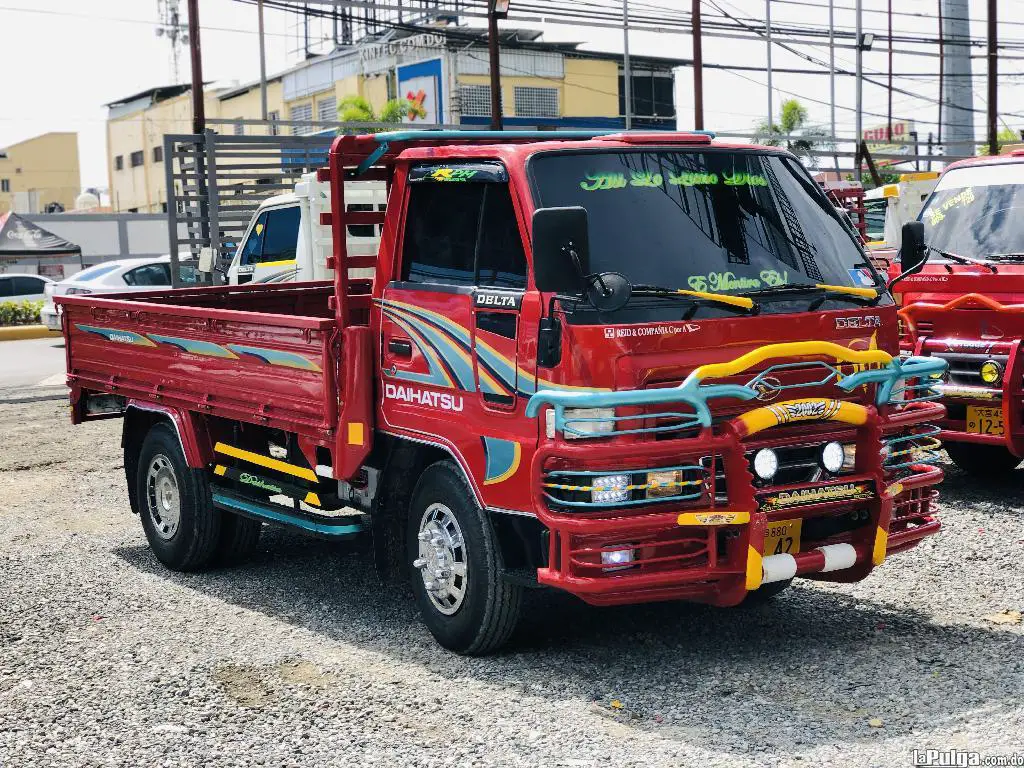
(136, 423, 221, 571)
(945, 443, 1021, 477)
(215, 512, 262, 566)
(407, 461, 522, 655)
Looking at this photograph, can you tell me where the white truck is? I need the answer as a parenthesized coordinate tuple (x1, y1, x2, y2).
(864, 171, 940, 250)
(225, 172, 385, 285)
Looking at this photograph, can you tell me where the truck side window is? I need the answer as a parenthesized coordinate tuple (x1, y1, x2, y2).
(476, 185, 527, 290)
(241, 213, 267, 266)
(402, 183, 484, 286)
(260, 207, 301, 263)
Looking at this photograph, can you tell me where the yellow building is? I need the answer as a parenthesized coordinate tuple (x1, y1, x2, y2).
(0, 132, 81, 215)
(105, 28, 681, 212)
(106, 79, 285, 213)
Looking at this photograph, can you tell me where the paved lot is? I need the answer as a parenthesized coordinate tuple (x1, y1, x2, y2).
(1, 399, 1023, 767)
(0, 337, 66, 389)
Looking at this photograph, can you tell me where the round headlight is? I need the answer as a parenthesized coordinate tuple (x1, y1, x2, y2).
(980, 360, 1003, 385)
(752, 448, 779, 481)
(821, 441, 845, 473)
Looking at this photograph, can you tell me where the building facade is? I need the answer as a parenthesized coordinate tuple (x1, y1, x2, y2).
(106, 28, 681, 213)
(0, 132, 81, 216)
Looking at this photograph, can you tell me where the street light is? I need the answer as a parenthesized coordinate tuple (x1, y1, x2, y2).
(859, 32, 875, 50)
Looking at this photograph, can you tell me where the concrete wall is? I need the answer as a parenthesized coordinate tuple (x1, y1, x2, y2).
(0, 133, 81, 215)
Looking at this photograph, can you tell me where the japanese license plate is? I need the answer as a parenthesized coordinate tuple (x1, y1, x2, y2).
(764, 518, 803, 556)
(966, 405, 1004, 436)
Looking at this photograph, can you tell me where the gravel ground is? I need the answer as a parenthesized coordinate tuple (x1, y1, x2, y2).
(1, 399, 1023, 767)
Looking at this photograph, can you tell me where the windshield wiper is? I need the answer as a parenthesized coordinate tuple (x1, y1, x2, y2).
(631, 284, 759, 316)
(926, 245, 997, 273)
(986, 252, 1024, 263)
(740, 282, 881, 309)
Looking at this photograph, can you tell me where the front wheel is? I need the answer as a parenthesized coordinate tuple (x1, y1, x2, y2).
(406, 461, 522, 655)
(945, 442, 1022, 477)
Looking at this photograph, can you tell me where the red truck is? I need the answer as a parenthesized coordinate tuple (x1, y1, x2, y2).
(58, 131, 947, 654)
(893, 152, 1024, 476)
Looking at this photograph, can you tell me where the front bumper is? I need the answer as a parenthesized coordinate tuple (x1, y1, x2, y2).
(525, 342, 947, 607)
(41, 304, 61, 331)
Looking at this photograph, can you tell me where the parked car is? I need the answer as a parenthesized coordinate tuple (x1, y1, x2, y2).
(41, 254, 199, 331)
(0, 273, 55, 302)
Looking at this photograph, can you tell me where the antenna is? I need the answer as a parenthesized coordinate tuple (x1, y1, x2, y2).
(156, 0, 189, 83)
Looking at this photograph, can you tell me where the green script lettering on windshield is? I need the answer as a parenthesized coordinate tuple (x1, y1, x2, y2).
(580, 170, 769, 191)
(688, 269, 789, 292)
(924, 187, 976, 226)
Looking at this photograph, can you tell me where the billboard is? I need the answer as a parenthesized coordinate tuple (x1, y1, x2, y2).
(397, 58, 445, 124)
(862, 120, 915, 168)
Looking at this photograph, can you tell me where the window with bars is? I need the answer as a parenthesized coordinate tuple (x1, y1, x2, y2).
(317, 97, 337, 124)
(233, 119, 245, 136)
(290, 102, 313, 135)
(514, 86, 558, 118)
(268, 110, 281, 136)
(459, 85, 493, 117)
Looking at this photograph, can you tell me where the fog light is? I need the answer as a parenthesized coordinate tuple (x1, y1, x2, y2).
(647, 469, 683, 498)
(601, 545, 635, 570)
(980, 360, 1003, 385)
(592, 474, 630, 504)
(821, 441, 845, 473)
(752, 448, 778, 481)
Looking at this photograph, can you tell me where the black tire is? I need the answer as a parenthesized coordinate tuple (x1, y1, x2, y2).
(135, 423, 221, 571)
(406, 461, 522, 655)
(945, 442, 1022, 477)
(743, 579, 793, 604)
(215, 512, 262, 566)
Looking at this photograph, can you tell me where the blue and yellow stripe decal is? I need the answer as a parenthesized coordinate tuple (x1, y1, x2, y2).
(148, 334, 239, 359)
(481, 437, 522, 485)
(226, 344, 322, 372)
(74, 324, 321, 372)
(76, 325, 156, 347)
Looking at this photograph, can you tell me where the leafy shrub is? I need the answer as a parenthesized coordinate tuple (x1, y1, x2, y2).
(0, 300, 43, 327)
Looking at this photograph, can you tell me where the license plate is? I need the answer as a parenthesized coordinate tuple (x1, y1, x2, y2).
(966, 405, 1004, 436)
(764, 518, 803, 556)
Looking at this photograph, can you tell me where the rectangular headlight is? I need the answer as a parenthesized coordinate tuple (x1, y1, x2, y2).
(592, 474, 630, 504)
(547, 407, 616, 439)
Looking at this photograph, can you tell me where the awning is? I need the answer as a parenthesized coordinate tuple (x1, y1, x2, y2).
(0, 212, 82, 260)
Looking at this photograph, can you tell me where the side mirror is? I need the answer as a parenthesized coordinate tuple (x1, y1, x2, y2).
(198, 246, 216, 274)
(898, 221, 927, 276)
(532, 206, 590, 295)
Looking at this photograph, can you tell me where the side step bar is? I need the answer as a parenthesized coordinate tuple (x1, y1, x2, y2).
(212, 490, 365, 538)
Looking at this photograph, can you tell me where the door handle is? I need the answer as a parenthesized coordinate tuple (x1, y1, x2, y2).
(388, 338, 413, 357)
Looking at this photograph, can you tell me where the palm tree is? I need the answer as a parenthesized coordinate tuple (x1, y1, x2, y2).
(338, 95, 427, 131)
(753, 98, 832, 167)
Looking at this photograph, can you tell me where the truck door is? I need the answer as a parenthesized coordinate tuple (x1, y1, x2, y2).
(379, 161, 527, 437)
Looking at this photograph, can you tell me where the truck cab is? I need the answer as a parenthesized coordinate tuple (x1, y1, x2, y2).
(226, 172, 385, 285)
(58, 131, 946, 654)
(895, 153, 1024, 475)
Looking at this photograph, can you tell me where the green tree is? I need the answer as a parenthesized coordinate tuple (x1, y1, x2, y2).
(338, 95, 427, 131)
(978, 126, 1023, 155)
(753, 98, 833, 167)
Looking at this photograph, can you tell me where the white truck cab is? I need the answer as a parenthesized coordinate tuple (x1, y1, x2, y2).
(226, 172, 385, 285)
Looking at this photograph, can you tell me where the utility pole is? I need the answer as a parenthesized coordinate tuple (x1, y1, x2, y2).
(937, 0, 944, 146)
(692, 0, 703, 130)
(829, 0, 837, 173)
(765, 0, 773, 129)
(623, 0, 632, 129)
(187, 0, 205, 134)
(488, 0, 509, 130)
(988, 0, 998, 155)
(258, 0, 268, 121)
(887, 0, 893, 142)
(855, 0, 863, 181)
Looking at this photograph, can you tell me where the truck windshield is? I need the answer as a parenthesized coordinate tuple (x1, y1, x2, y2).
(920, 163, 1024, 260)
(529, 149, 885, 321)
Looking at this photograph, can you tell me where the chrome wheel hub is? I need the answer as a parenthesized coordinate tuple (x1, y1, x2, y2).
(413, 503, 468, 615)
(145, 454, 181, 541)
